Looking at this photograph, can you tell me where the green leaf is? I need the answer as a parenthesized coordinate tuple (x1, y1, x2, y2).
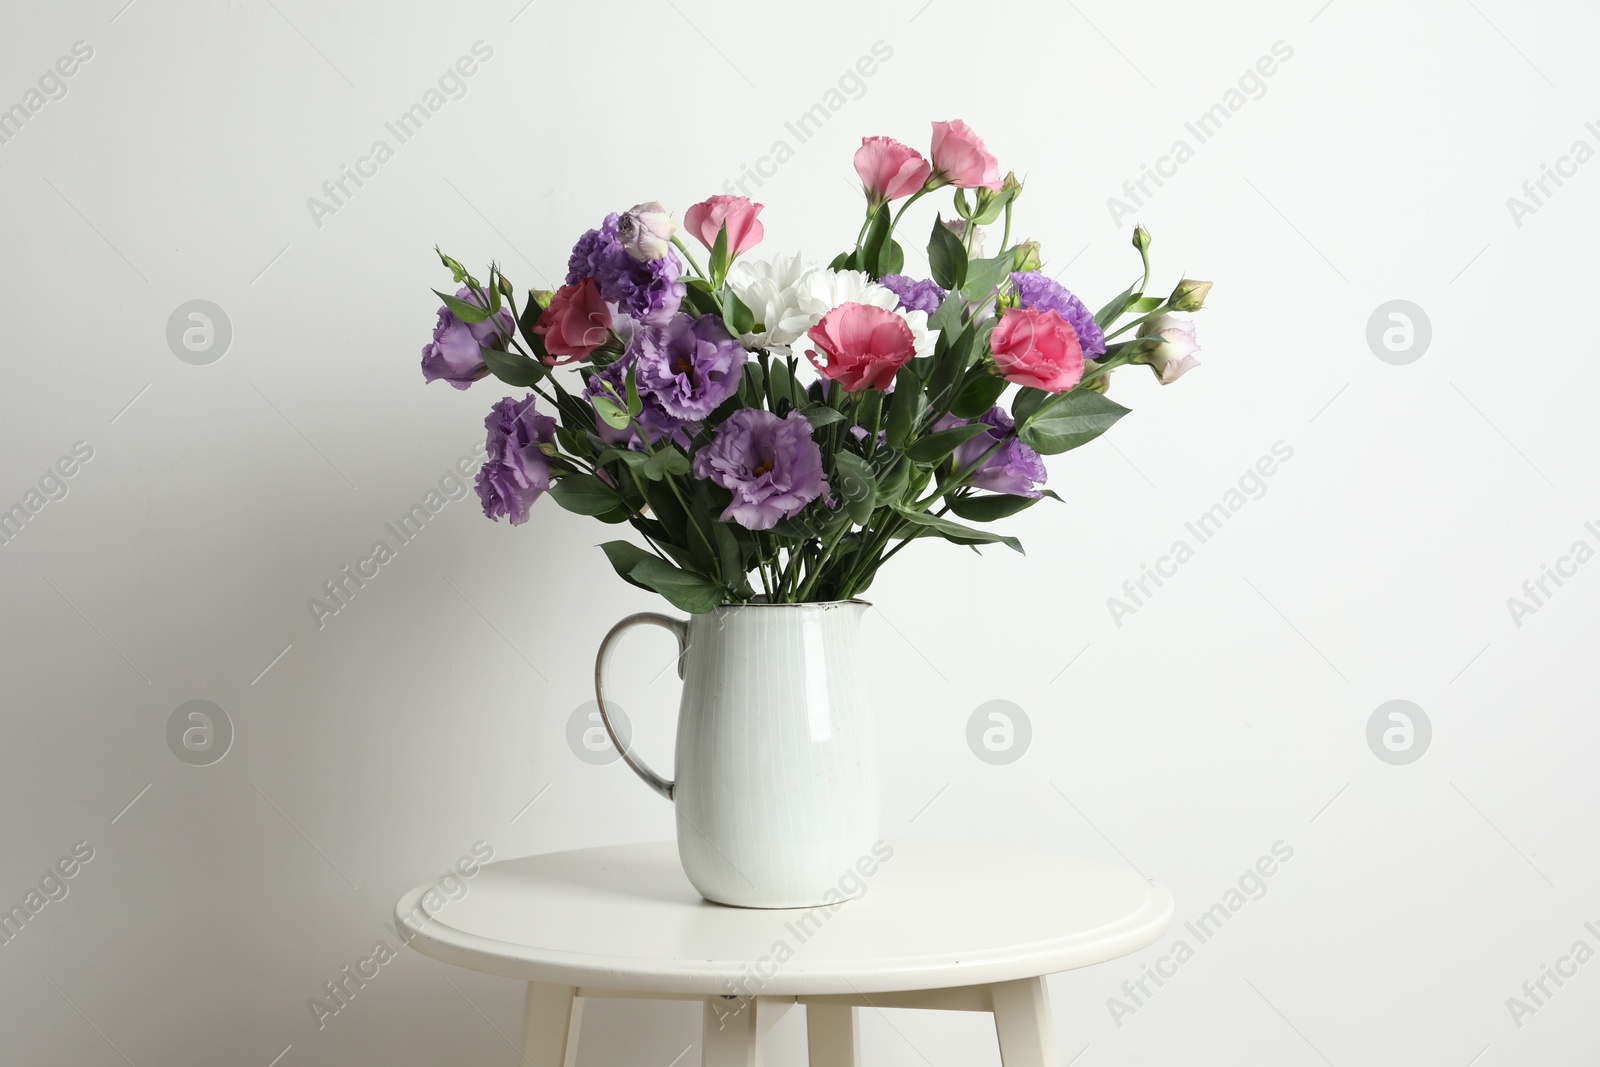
(1017, 389, 1131, 455)
(874, 455, 911, 506)
(596, 447, 649, 470)
(800, 403, 846, 429)
(906, 423, 990, 465)
(829, 250, 856, 271)
(971, 185, 1018, 226)
(878, 238, 905, 276)
(593, 395, 632, 430)
(886, 367, 922, 450)
(832, 452, 878, 525)
(482, 346, 546, 387)
(434, 289, 491, 324)
(741, 360, 765, 406)
(682, 280, 721, 316)
(599, 541, 724, 613)
(708, 223, 730, 283)
(721, 287, 756, 336)
(890, 506, 1023, 553)
(950, 372, 1007, 418)
(961, 252, 1016, 301)
(946, 492, 1038, 522)
(953, 188, 974, 220)
(926, 320, 988, 413)
(1011, 387, 1049, 426)
(641, 446, 690, 480)
(928, 292, 965, 340)
(624, 365, 643, 417)
(1095, 280, 1141, 328)
(550, 474, 619, 516)
(854, 390, 883, 438)
(861, 203, 891, 278)
(927, 217, 968, 290)
(768, 359, 794, 412)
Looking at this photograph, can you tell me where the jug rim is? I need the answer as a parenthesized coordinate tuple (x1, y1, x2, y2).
(709, 598, 870, 610)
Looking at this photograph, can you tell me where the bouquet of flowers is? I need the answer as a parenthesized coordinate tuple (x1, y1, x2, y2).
(419, 120, 1209, 613)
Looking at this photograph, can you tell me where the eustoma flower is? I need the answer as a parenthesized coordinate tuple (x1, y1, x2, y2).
(990, 306, 1084, 392)
(692, 410, 829, 531)
(534, 278, 611, 363)
(683, 195, 765, 257)
(1136, 313, 1201, 384)
(616, 201, 676, 262)
(631, 314, 748, 419)
(877, 274, 945, 315)
(929, 120, 1002, 190)
(475, 395, 557, 524)
(420, 287, 515, 389)
(566, 212, 685, 326)
(853, 136, 931, 208)
(1008, 272, 1105, 358)
(936, 408, 1047, 498)
(584, 353, 692, 450)
(805, 303, 917, 392)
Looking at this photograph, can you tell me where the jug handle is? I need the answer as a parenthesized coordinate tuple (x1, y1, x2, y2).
(594, 612, 688, 802)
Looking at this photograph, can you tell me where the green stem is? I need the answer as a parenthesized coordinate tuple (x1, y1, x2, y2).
(670, 236, 708, 281)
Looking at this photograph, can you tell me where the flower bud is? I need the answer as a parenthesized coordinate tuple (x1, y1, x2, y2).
(1132, 224, 1152, 253)
(1134, 313, 1201, 385)
(616, 201, 677, 262)
(1081, 367, 1112, 394)
(1012, 239, 1043, 273)
(1168, 278, 1212, 312)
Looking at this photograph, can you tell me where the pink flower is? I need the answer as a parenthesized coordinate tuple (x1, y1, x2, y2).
(853, 136, 932, 207)
(990, 307, 1084, 393)
(533, 278, 611, 364)
(929, 120, 1002, 190)
(805, 302, 917, 392)
(683, 195, 765, 257)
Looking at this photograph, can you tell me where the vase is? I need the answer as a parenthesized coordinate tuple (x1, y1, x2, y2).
(593, 599, 880, 908)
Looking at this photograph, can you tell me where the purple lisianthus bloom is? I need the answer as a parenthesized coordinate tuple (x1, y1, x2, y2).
(632, 314, 748, 420)
(877, 274, 946, 316)
(566, 213, 686, 326)
(421, 286, 515, 390)
(1008, 272, 1106, 358)
(584, 353, 694, 451)
(935, 406, 1047, 498)
(476, 394, 557, 524)
(692, 410, 830, 531)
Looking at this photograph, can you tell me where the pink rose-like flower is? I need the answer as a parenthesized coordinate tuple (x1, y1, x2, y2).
(990, 307, 1084, 393)
(929, 120, 1003, 190)
(682, 195, 765, 257)
(533, 278, 611, 364)
(805, 302, 917, 392)
(853, 136, 932, 207)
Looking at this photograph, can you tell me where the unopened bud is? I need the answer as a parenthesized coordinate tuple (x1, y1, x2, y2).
(1169, 278, 1212, 311)
(1132, 224, 1152, 252)
(1012, 240, 1043, 273)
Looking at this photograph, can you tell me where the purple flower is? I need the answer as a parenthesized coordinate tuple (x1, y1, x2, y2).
(692, 410, 829, 531)
(877, 274, 946, 316)
(421, 286, 515, 390)
(935, 406, 1047, 498)
(1008, 272, 1106, 358)
(566, 213, 686, 326)
(584, 353, 694, 451)
(476, 395, 557, 524)
(632, 314, 747, 420)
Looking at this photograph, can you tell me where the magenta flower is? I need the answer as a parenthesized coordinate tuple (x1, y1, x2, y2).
(476, 395, 557, 524)
(692, 410, 829, 531)
(421, 287, 515, 389)
(632, 314, 748, 420)
(854, 136, 931, 208)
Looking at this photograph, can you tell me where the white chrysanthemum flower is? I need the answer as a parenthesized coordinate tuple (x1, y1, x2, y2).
(724, 251, 814, 348)
(790, 267, 938, 363)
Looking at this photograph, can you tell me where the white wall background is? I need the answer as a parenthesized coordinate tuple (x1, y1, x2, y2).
(3, 0, 1597, 1063)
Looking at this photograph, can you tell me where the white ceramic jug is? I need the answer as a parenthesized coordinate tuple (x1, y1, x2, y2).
(594, 600, 880, 908)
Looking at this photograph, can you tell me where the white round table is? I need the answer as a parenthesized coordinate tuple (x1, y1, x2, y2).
(395, 840, 1173, 1066)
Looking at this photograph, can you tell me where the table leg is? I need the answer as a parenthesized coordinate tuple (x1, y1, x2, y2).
(521, 982, 583, 1067)
(805, 1003, 858, 1066)
(703, 997, 788, 1067)
(991, 977, 1058, 1067)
